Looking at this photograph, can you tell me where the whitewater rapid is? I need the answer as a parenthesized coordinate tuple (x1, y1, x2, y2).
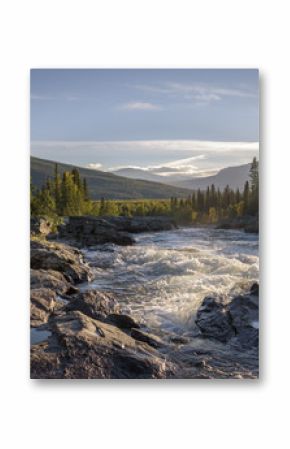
(83, 227, 259, 340)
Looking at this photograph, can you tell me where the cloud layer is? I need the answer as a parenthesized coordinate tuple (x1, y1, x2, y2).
(31, 139, 259, 179)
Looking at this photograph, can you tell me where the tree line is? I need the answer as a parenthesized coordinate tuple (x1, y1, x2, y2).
(31, 157, 259, 224)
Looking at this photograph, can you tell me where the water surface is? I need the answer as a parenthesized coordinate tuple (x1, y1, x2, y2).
(84, 227, 259, 341)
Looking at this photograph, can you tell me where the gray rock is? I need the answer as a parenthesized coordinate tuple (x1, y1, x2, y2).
(31, 311, 175, 379)
(195, 296, 235, 343)
(57, 215, 176, 247)
(195, 285, 259, 349)
(30, 269, 72, 295)
(30, 239, 92, 283)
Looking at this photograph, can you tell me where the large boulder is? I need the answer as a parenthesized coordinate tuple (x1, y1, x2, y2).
(31, 311, 176, 379)
(195, 284, 259, 348)
(195, 297, 235, 343)
(30, 239, 92, 283)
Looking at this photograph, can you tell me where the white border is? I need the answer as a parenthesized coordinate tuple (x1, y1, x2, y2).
(1, 1, 289, 448)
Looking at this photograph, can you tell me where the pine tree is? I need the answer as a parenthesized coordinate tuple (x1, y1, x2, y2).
(243, 180, 250, 214)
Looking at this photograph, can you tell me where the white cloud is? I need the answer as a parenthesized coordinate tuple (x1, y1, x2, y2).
(134, 82, 257, 105)
(31, 139, 259, 179)
(86, 163, 102, 170)
(119, 102, 161, 110)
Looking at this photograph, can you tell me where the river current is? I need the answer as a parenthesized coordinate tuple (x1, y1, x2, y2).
(83, 227, 259, 342)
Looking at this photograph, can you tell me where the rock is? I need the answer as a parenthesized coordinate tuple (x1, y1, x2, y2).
(195, 285, 259, 349)
(31, 217, 54, 236)
(216, 216, 259, 233)
(106, 313, 140, 329)
(57, 215, 177, 247)
(58, 216, 135, 247)
(30, 239, 92, 283)
(67, 289, 120, 321)
(30, 269, 73, 295)
(131, 328, 163, 348)
(195, 296, 235, 343)
(228, 294, 258, 332)
(250, 282, 259, 296)
(30, 288, 57, 327)
(31, 311, 175, 379)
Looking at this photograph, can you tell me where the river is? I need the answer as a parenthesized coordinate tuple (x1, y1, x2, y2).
(83, 227, 259, 344)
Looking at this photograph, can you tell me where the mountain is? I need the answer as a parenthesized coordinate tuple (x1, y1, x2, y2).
(113, 163, 253, 191)
(30, 157, 193, 200)
(176, 163, 252, 191)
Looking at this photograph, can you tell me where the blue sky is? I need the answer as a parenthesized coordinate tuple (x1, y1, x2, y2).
(31, 69, 259, 177)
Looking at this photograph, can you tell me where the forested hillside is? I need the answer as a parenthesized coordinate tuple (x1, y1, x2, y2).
(31, 157, 193, 200)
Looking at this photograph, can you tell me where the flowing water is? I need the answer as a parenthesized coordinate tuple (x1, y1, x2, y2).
(84, 227, 259, 342)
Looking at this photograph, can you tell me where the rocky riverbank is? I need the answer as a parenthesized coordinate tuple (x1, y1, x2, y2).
(30, 217, 259, 379)
(216, 215, 259, 233)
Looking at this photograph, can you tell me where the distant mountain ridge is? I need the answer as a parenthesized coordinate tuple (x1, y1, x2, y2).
(177, 163, 252, 191)
(30, 157, 193, 200)
(113, 163, 253, 191)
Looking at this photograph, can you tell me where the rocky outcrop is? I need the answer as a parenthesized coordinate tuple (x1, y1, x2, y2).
(57, 215, 177, 247)
(31, 239, 92, 283)
(195, 284, 259, 349)
(216, 216, 259, 233)
(58, 217, 135, 247)
(31, 311, 175, 379)
(195, 297, 236, 343)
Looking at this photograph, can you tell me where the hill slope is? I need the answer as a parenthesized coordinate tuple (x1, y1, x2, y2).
(31, 157, 193, 200)
(176, 163, 251, 191)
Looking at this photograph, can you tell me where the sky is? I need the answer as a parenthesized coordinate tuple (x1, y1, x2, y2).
(31, 69, 259, 178)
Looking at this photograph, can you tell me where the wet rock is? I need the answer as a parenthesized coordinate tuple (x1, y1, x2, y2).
(228, 294, 258, 332)
(250, 282, 259, 296)
(195, 285, 259, 350)
(31, 239, 92, 283)
(131, 328, 163, 348)
(106, 313, 140, 329)
(67, 289, 120, 321)
(31, 311, 175, 379)
(195, 296, 235, 343)
(30, 288, 57, 327)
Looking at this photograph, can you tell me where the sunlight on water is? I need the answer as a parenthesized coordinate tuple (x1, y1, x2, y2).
(84, 227, 259, 338)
